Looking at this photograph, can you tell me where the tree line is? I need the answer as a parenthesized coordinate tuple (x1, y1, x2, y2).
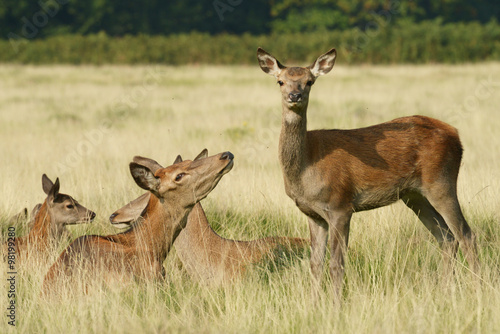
(1, 0, 499, 39)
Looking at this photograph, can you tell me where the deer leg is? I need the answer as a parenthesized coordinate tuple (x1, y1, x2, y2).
(402, 192, 458, 275)
(424, 189, 479, 276)
(325, 210, 352, 302)
(307, 216, 329, 301)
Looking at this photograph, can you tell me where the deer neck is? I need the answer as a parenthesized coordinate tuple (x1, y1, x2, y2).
(27, 201, 52, 246)
(129, 195, 192, 262)
(181, 203, 222, 247)
(279, 102, 308, 188)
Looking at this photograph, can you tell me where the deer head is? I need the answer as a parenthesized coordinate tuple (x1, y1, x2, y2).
(257, 47, 336, 111)
(42, 174, 96, 232)
(129, 149, 233, 210)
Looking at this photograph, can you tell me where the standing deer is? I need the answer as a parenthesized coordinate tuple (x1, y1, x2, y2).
(3, 174, 95, 262)
(257, 47, 479, 301)
(109, 150, 308, 284)
(43, 150, 233, 293)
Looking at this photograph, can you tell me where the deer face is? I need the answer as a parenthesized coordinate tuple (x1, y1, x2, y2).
(276, 67, 316, 108)
(42, 174, 96, 229)
(257, 47, 337, 111)
(49, 195, 96, 226)
(130, 150, 233, 209)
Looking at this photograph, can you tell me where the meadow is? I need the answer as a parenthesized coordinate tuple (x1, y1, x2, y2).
(1, 62, 499, 333)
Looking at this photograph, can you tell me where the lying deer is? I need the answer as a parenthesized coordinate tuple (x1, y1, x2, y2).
(257, 47, 479, 301)
(43, 150, 233, 293)
(3, 174, 95, 262)
(110, 150, 308, 284)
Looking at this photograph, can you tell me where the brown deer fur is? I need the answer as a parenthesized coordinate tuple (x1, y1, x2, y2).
(257, 47, 479, 301)
(110, 151, 308, 284)
(4, 174, 95, 262)
(43, 150, 233, 294)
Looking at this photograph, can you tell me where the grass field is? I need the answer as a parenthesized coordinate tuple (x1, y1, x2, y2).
(1, 62, 499, 333)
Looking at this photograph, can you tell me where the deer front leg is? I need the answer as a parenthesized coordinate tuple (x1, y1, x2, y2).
(325, 210, 352, 303)
(307, 217, 329, 301)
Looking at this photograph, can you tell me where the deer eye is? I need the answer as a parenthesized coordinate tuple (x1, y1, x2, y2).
(175, 173, 185, 182)
(306, 80, 313, 86)
(277, 80, 284, 86)
(66, 204, 74, 209)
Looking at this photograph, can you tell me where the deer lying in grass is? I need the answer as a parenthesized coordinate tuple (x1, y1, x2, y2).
(6, 207, 30, 226)
(110, 150, 308, 284)
(43, 150, 233, 293)
(3, 174, 95, 262)
(257, 47, 479, 301)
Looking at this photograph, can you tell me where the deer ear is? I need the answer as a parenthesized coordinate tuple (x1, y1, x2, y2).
(194, 149, 208, 161)
(42, 174, 54, 195)
(257, 47, 285, 78)
(132, 156, 163, 173)
(47, 178, 60, 205)
(173, 155, 183, 164)
(129, 162, 160, 195)
(308, 48, 336, 78)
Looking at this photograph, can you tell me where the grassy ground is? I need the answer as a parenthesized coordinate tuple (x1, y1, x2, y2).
(1, 63, 499, 333)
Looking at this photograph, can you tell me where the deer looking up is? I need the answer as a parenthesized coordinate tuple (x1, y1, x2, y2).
(3, 174, 95, 262)
(110, 150, 309, 285)
(257, 47, 479, 302)
(43, 150, 234, 294)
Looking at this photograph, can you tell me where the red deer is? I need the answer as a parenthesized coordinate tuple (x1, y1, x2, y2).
(257, 47, 479, 301)
(110, 150, 308, 284)
(3, 174, 95, 262)
(43, 150, 233, 294)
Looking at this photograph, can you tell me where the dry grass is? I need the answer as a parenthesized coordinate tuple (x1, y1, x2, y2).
(1, 63, 499, 333)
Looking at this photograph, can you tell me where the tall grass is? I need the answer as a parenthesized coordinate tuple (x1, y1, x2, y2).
(1, 63, 499, 333)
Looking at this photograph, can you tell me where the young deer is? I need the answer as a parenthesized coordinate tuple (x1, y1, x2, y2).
(110, 150, 308, 285)
(43, 150, 233, 293)
(3, 174, 95, 261)
(257, 47, 479, 301)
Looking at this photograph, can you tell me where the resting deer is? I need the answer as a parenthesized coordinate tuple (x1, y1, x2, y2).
(257, 47, 479, 301)
(43, 150, 233, 293)
(3, 174, 95, 262)
(5, 207, 29, 226)
(110, 150, 308, 284)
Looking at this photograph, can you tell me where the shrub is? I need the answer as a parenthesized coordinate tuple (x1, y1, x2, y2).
(1, 20, 499, 65)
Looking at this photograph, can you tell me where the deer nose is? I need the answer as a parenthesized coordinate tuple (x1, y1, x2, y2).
(288, 93, 302, 102)
(220, 152, 234, 160)
(89, 211, 96, 221)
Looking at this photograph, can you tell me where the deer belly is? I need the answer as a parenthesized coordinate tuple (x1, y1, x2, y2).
(352, 188, 403, 212)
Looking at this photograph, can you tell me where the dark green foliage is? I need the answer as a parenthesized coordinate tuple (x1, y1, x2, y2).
(1, 0, 499, 37)
(0, 0, 272, 38)
(1, 1, 499, 64)
(1, 19, 500, 65)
